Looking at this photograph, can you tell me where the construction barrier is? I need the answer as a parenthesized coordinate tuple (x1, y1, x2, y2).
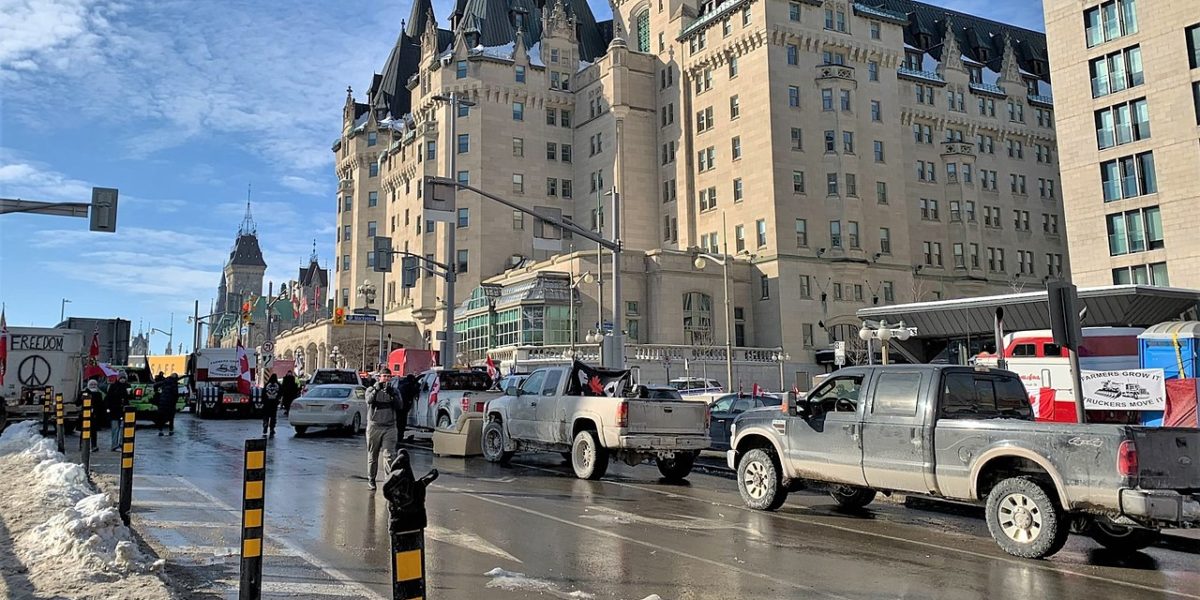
(55, 393, 65, 453)
(383, 449, 438, 600)
(239, 438, 267, 600)
(119, 408, 136, 526)
(81, 393, 92, 472)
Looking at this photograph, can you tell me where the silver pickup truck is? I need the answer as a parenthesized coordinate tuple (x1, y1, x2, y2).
(728, 364, 1200, 558)
(483, 363, 711, 480)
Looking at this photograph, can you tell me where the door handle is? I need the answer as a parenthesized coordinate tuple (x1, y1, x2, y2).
(842, 424, 860, 441)
(530, 402, 538, 407)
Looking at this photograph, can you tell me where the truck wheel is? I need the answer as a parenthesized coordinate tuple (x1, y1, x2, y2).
(571, 429, 609, 480)
(737, 449, 788, 511)
(482, 420, 513, 464)
(437, 413, 452, 430)
(985, 476, 1069, 558)
(1088, 518, 1161, 552)
(656, 451, 696, 481)
(830, 485, 877, 509)
(293, 425, 308, 436)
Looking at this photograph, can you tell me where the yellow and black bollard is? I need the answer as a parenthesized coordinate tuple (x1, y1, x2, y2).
(55, 393, 65, 453)
(118, 408, 137, 526)
(239, 438, 267, 600)
(81, 393, 92, 472)
(41, 387, 53, 436)
(383, 449, 438, 600)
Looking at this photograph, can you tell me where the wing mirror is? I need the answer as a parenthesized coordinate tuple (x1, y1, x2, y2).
(505, 386, 520, 396)
(784, 391, 807, 417)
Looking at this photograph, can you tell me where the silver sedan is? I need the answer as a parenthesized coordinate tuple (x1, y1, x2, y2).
(288, 384, 367, 436)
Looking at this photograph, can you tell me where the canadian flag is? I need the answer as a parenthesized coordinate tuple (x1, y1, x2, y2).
(428, 374, 440, 406)
(752, 383, 764, 398)
(88, 327, 100, 362)
(236, 342, 253, 396)
(485, 356, 498, 381)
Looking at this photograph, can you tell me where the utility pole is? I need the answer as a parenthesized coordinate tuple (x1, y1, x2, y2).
(432, 93, 475, 368)
(60, 298, 71, 323)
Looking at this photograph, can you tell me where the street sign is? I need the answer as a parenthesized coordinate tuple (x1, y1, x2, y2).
(261, 341, 275, 353)
(346, 314, 377, 323)
(1047, 282, 1081, 349)
(834, 341, 846, 367)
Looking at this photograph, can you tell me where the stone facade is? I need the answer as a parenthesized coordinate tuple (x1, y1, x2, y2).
(334, 0, 1069, 374)
(1044, 0, 1200, 288)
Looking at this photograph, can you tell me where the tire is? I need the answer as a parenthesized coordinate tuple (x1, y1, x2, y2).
(437, 413, 452, 430)
(985, 476, 1069, 559)
(347, 413, 362, 436)
(293, 425, 308, 436)
(656, 451, 697, 480)
(737, 448, 788, 511)
(481, 420, 513, 464)
(830, 486, 877, 509)
(571, 429, 609, 480)
(1088, 518, 1161, 552)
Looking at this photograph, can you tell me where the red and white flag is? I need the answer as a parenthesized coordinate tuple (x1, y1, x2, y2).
(236, 342, 253, 395)
(428, 374, 440, 406)
(88, 327, 100, 362)
(752, 383, 764, 398)
(300, 293, 309, 315)
(485, 356, 498, 381)
(0, 308, 8, 386)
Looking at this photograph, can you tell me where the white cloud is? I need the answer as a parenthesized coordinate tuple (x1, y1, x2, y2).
(279, 175, 328, 196)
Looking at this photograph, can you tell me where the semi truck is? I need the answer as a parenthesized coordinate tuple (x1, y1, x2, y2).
(1, 327, 84, 432)
(56, 317, 131, 365)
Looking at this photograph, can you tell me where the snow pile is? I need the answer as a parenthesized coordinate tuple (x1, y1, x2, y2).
(485, 567, 594, 599)
(0, 421, 170, 598)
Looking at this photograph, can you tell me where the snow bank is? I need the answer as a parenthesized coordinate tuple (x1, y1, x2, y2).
(0, 421, 169, 598)
(485, 567, 594, 599)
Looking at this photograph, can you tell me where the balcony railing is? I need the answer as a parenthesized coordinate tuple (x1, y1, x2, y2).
(897, 66, 943, 83)
(816, 64, 855, 81)
(969, 82, 1007, 97)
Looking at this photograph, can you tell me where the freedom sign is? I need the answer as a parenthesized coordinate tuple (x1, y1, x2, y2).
(1080, 369, 1166, 410)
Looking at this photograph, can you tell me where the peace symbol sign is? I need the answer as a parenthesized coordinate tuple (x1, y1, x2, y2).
(18, 355, 52, 387)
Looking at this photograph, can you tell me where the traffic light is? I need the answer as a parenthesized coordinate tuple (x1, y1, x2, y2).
(373, 236, 392, 272)
(89, 187, 119, 233)
(401, 256, 419, 288)
(333, 306, 346, 326)
(241, 301, 252, 324)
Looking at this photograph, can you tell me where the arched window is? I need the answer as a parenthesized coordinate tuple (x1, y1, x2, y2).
(636, 10, 651, 53)
(682, 292, 713, 345)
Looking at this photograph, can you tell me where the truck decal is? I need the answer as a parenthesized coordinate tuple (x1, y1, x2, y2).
(12, 334, 65, 352)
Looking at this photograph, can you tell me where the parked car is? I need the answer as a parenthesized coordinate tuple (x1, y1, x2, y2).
(708, 393, 780, 450)
(304, 368, 364, 393)
(405, 369, 500, 430)
(494, 373, 530, 394)
(669, 377, 724, 396)
(483, 363, 711, 480)
(289, 384, 367, 436)
(728, 364, 1200, 558)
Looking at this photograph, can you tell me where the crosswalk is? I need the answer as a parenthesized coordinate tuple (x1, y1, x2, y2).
(131, 475, 388, 600)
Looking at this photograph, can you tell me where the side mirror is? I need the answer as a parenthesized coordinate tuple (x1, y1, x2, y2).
(785, 392, 806, 417)
(505, 386, 520, 396)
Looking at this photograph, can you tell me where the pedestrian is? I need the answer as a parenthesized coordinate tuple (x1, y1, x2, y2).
(262, 374, 281, 437)
(155, 373, 179, 436)
(83, 379, 103, 451)
(106, 375, 130, 451)
(280, 371, 300, 417)
(397, 374, 420, 442)
(364, 379, 402, 491)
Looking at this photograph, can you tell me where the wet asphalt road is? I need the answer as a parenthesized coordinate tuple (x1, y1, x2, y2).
(85, 413, 1199, 600)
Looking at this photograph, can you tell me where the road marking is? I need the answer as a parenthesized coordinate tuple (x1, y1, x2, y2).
(509, 460, 1200, 600)
(165, 545, 299, 557)
(426, 525, 522, 564)
(138, 519, 234, 529)
(133, 486, 192, 492)
(174, 476, 390, 600)
(443, 485, 853, 600)
(262, 581, 365, 597)
(135, 499, 233, 509)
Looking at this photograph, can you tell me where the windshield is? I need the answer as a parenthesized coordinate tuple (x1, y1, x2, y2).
(305, 387, 353, 399)
(310, 371, 359, 385)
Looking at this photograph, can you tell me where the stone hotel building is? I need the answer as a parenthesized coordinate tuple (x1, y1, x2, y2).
(331, 0, 1069, 381)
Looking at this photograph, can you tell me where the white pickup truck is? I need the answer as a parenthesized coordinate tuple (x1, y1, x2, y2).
(482, 363, 711, 480)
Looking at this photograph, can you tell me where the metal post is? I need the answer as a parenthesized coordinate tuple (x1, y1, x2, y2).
(721, 212, 733, 389)
(569, 246, 577, 355)
(778, 352, 786, 391)
(41, 387, 53, 436)
(442, 93, 459, 369)
(384, 449, 438, 600)
(55, 393, 65, 453)
(882, 341, 890, 365)
(596, 187, 604, 366)
(362, 318, 368, 372)
(193, 300, 201, 351)
(81, 394, 92, 472)
(993, 307, 1007, 371)
(119, 409, 136, 525)
(239, 438, 267, 600)
(379, 269, 387, 369)
(608, 188, 624, 369)
(1069, 348, 1086, 424)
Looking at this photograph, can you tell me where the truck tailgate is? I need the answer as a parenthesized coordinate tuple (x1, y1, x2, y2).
(1132, 428, 1200, 490)
(627, 400, 707, 435)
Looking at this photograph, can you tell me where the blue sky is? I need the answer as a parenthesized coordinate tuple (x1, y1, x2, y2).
(0, 0, 1044, 353)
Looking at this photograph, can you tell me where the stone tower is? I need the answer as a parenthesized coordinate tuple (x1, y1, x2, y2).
(223, 201, 267, 313)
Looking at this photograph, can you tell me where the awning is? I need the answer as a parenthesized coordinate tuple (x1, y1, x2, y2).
(856, 285, 1199, 339)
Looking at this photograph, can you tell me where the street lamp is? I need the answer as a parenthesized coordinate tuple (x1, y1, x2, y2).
(858, 319, 914, 365)
(567, 270, 594, 357)
(772, 349, 791, 391)
(60, 298, 71, 323)
(357, 279, 377, 371)
(329, 345, 342, 368)
(692, 210, 734, 391)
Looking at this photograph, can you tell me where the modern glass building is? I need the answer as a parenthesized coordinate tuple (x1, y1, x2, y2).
(455, 273, 578, 363)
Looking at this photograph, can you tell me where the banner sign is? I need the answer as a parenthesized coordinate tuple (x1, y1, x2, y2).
(1080, 369, 1166, 410)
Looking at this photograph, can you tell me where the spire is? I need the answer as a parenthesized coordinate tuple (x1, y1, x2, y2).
(310, 239, 319, 264)
(939, 18, 964, 75)
(998, 33, 1022, 84)
(239, 185, 257, 236)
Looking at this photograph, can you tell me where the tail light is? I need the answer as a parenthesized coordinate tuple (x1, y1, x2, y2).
(461, 393, 471, 413)
(616, 401, 628, 428)
(134, 388, 143, 398)
(339, 403, 350, 410)
(1117, 440, 1138, 477)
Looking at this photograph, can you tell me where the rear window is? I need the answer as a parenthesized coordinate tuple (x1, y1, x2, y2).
(941, 373, 1033, 420)
(308, 387, 353, 398)
(311, 370, 359, 385)
(439, 371, 492, 391)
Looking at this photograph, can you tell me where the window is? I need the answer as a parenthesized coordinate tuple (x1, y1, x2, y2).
(913, 123, 932, 144)
(425, 140, 437, 161)
(1085, 0, 1138, 47)
(342, 224, 351, 241)
(821, 88, 833, 111)
(1112, 262, 1169, 285)
(870, 22, 881, 40)
(729, 56, 739, 78)
(1095, 98, 1151, 149)
(799, 275, 812, 299)
(846, 174, 857, 196)
(455, 249, 468, 274)
(879, 227, 891, 254)
(682, 292, 713, 345)
(731, 136, 742, 159)
(663, 179, 676, 202)
(367, 191, 378, 207)
(512, 173, 524, 194)
(829, 220, 842, 247)
(366, 220, 377, 238)
(733, 178, 744, 202)
(560, 110, 571, 127)
(952, 242, 965, 268)
(1189, 24, 1200, 69)
(826, 173, 839, 196)
(512, 210, 524, 230)
(512, 101, 526, 121)
(735, 224, 746, 252)
(868, 60, 879, 81)
(787, 44, 799, 65)
(368, 162, 379, 178)
(696, 106, 713, 132)
(789, 86, 801, 108)
(873, 372, 922, 416)
(1090, 46, 1144, 98)
(635, 10, 650, 52)
(795, 218, 808, 246)
(1107, 206, 1164, 255)
(840, 90, 851, 111)
(922, 241, 942, 266)
(873, 140, 884, 162)
(742, 5, 751, 25)
(756, 219, 767, 247)
(824, 130, 836, 152)
(842, 131, 854, 153)
(833, 283, 843, 300)
(941, 373, 1033, 419)
(342, 195, 352, 211)
(561, 144, 572, 163)
(512, 137, 524, 157)
(792, 170, 806, 194)
(870, 100, 881, 121)
(730, 95, 740, 119)
(876, 181, 887, 204)
(789, 2, 802, 21)
(920, 198, 939, 220)
(760, 275, 770, 300)
(791, 127, 803, 150)
(367, 131, 377, 146)
(546, 177, 558, 196)
(697, 146, 715, 171)
(1195, 82, 1200, 125)
(847, 221, 860, 248)
(822, 50, 846, 65)
(1101, 151, 1157, 201)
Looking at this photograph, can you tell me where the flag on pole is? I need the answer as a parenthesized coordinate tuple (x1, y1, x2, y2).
(236, 342, 253, 395)
(300, 293, 309, 315)
(0, 308, 8, 386)
(429, 374, 440, 406)
(752, 383, 763, 399)
(88, 327, 100, 362)
(485, 356, 498, 382)
(291, 288, 301, 319)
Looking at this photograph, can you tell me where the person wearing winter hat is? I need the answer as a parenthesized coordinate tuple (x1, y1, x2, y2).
(84, 379, 104, 451)
(106, 375, 130, 450)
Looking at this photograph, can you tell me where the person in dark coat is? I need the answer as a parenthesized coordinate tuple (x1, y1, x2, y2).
(280, 371, 300, 417)
(396, 374, 420, 442)
(155, 373, 179, 436)
(106, 375, 130, 451)
(262, 374, 281, 437)
(83, 379, 103, 451)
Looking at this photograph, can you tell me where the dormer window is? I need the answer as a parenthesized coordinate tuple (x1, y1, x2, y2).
(977, 48, 990, 62)
(904, 51, 922, 70)
(915, 32, 931, 49)
(513, 11, 525, 29)
(1026, 78, 1039, 94)
(969, 66, 982, 83)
